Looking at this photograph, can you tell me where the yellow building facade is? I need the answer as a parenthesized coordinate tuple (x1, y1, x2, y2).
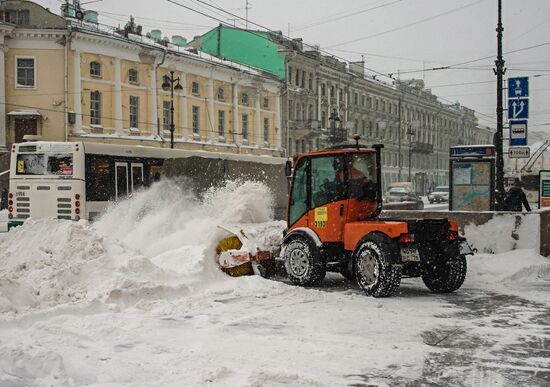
(0, 1, 283, 162)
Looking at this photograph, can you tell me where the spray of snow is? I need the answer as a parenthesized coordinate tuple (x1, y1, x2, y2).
(0, 179, 283, 316)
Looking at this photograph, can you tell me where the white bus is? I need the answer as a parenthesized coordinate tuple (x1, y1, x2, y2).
(7, 141, 288, 229)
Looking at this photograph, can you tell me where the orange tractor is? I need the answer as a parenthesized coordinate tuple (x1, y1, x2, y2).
(217, 142, 470, 297)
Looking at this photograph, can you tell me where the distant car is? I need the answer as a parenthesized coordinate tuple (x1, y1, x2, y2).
(428, 186, 449, 203)
(384, 187, 424, 210)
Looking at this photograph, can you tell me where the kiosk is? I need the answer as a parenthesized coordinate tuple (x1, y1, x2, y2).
(449, 145, 495, 211)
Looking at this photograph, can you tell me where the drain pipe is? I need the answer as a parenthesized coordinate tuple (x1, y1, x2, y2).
(63, 26, 73, 142)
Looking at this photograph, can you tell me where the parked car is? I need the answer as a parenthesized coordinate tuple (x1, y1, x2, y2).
(428, 186, 449, 203)
(383, 187, 424, 210)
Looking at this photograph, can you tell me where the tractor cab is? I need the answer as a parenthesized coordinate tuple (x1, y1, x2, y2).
(287, 145, 383, 242)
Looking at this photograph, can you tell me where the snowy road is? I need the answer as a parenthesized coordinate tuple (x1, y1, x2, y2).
(0, 182, 548, 386)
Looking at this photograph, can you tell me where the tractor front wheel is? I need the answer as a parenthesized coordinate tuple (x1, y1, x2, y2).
(283, 237, 326, 286)
(422, 254, 467, 293)
(355, 235, 401, 297)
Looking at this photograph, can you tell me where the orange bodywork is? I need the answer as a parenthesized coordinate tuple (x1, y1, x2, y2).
(449, 220, 459, 233)
(343, 221, 409, 252)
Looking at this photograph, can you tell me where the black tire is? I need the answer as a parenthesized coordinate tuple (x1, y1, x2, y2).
(283, 237, 326, 286)
(354, 234, 402, 297)
(422, 254, 467, 293)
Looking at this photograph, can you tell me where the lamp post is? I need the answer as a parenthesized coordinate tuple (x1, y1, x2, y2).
(329, 108, 341, 145)
(161, 71, 183, 149)
(407, 124, 415, 182)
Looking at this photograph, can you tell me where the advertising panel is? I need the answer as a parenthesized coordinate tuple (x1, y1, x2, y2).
(451, 160, 493, 211)
(540, 170, 550, 208)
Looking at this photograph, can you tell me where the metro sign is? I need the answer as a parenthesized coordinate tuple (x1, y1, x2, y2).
(508, 147, 530, 158)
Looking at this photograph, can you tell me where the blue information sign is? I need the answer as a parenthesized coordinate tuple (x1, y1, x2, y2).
(509, 120, 528, 146)
(508, 98, 529, 120)
(508, 77, 529, 99)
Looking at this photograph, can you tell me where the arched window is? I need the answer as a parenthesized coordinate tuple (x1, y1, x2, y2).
(90, 61, 101, 77)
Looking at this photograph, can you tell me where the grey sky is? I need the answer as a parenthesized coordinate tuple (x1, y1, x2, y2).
(36, 0, 550, 133)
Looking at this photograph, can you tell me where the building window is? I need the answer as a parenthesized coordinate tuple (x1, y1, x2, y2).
(218, 110, 225, 137)
(15, 57, 35, 88)
(301, 70, 305, 88)
(90, 61, 101, 77)
(128, 68, 138, 84)
(263, 97, 269, 109)
(321, 111, 327, 128)
(362, 95, 366, 106)
(362, 120, 366, 135)
(90, 91, 102, 126)
(330, 86, 335, 99)
(288, 66, 292, 84)
(295, 69, 300, 86)
(242, 114, 248, 140)
(129, 96, 139, 128)
(241, 93, 249, 105)
(5, 10, 29, 25)
(289, 99, 294, 120)
(192, 106, 200, 134)
(308, 104, 313, 120)
(192, 81, 199, 95)
(308, 73, 313, 90)
(217, 87, 225, 101)
(162, 100, 172, 131)
(263, 118, 269, 143)
(354, 92, 358, 105)
(321, 83, 326, 96)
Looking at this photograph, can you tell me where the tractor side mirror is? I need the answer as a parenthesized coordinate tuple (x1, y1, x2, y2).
(285, 160, 292, 178)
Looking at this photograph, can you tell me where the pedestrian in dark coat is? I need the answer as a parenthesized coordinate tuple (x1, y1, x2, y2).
(0, 188, 7, 210)
(504, 179, 531, 212)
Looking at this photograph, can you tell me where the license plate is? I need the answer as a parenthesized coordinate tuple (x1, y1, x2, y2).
(401, 247, 420, 262)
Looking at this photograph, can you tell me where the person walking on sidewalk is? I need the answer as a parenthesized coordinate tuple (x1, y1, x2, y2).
(504, 178, 531, 212)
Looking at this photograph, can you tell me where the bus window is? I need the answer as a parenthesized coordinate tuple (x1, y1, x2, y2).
(16, 154, 73, 175)
(131, 163, 144, 192)
(86, 155, 112, 201)
(115, 162, 129, 200)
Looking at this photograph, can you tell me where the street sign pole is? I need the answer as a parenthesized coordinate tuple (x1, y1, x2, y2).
(494, 0, 506, 210)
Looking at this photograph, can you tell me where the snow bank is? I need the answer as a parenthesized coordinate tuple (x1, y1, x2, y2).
(0, 180, 282, 315)
(463, 213, 539, 253)
(0, 209, 6, 233)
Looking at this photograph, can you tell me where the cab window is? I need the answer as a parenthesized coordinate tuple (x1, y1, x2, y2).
(288, 158, 308, 225)
(348, 153, 377, 200)
(311, 155, 346, 208)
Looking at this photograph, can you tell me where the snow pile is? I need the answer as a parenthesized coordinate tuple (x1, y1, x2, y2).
(0, 180, 283, 315)
(0, 209, 7, 233)
(467, 249, 550, 286)
(463, 213, 539, 253)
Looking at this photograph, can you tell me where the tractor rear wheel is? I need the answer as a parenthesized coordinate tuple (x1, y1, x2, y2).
(283, 237, 326, 286)
(355, 234, 401, 297)
(422, 254, 467, 293)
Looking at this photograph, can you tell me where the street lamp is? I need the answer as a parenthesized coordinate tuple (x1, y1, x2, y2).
(161, 71, 183, 149)
(328, 108, 341, 144)
(407, 124, 415, 182)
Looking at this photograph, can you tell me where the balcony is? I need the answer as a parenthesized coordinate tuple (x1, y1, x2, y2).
(327, 128, 348, 145)
(411, 141, 434, 154)
(290, 120, 321, 140)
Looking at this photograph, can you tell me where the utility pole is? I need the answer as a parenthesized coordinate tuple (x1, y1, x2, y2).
(494, 0, 506, 210)
(245, 0, 251, 29)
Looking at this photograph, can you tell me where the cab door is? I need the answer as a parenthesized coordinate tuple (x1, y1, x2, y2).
(308, 155, 348, 243)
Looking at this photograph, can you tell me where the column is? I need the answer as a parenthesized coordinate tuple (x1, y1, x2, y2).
(255, 89, 262, 147)
(150, 65, 158, 134)
(232, 83, 239, 146)
(179, 72, 188, 139)
(0, 43, 7, 150)
(114, 58, 123, 134)
(208, 74, 215, 142)
(274, 90, 282, 151)
(73, 49, 83, 133)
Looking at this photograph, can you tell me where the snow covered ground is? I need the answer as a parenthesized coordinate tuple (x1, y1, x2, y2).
(0, 181, 549, 386)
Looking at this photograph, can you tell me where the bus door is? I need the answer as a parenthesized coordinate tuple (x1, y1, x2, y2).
(115, 162, 129, 200)
(130, 163, 144, 193)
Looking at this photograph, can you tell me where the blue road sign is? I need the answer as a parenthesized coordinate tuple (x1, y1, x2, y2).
(508, 77, 529, 98)
(508, 98, 529, 119)
(509, 120, 528, 146)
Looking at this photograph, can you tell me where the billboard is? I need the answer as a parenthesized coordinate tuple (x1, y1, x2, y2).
(540, 170, 550, 208)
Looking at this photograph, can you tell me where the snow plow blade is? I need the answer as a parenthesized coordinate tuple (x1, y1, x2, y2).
(215, 226, 280, 277)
